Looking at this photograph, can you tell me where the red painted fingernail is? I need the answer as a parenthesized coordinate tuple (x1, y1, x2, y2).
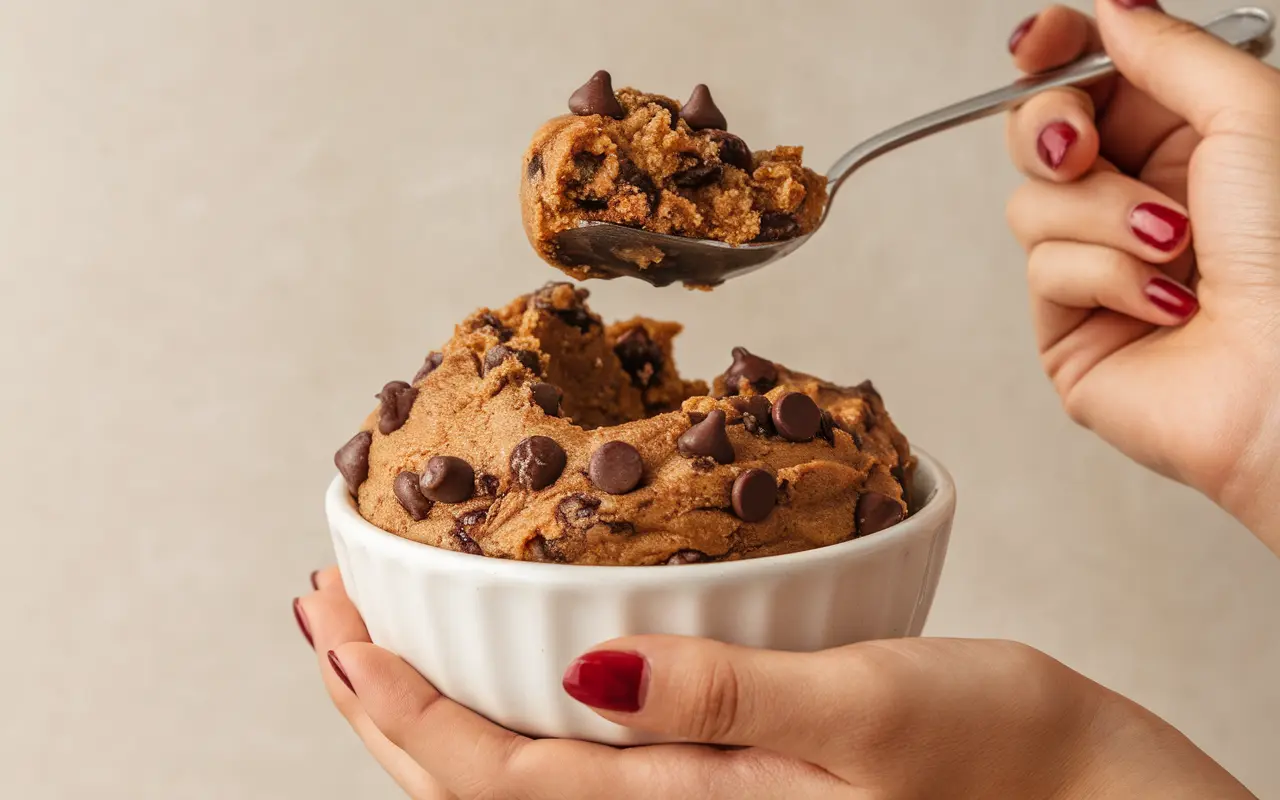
(293, 597, 314, 649)
(1113, 0, 1162, 9)
(1037, 121, 1079, 170)
(309, 570, 320, 591)
(328, 650, 355, 695)
(1130, 203, 1189, 251)
(562, 651, 647, 713)
(1009, 14, 1038, 53)
(1145, 277, 1199, 318)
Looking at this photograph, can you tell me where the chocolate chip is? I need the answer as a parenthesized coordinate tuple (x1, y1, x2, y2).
(666, 550, 710, 565)
(557, 493, 602, 531)
(705, 130, 753, 172)
(614, 327, 664, 388)
(393, 471, 433, 520)
(452, 509, 487, 556)
(673, 163, 723, 188)
(618, 159, 660, 211)
(732, 469, 777, 523)
(588, 441, 644, 495)
(732, 395, 775, 436)
(529, 282, 597, 332)
(754, 212, 802, 243)
(376, 381, 418, 435)
(527, 152, 543, 181)
(419, 456, 475, 503)
(530, 382, 562, 416)
(479, 473, 500, 496)
(412, 352, 444, 384)
(568, 70, 625, 119)
(647, 96, 682, 130)
(511, 436, 567, 490)
(771, 393, 821, 442)
(576, 197, 609, 211)
(722, 347, 778, 395)
(819, 410, 838, 445)
(484, 345, 541, 375)
(856, 492, 905, 537)
(687, 411, 708, 425)
(680, 84, 727, 131)
(335, 431, 372, 495)
(525, 534, 558, 562)
(471, 312, 513, 342)
(678, 409, 735, 464)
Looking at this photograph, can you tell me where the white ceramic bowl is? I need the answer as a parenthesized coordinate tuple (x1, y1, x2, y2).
(326, 449, 955, 746)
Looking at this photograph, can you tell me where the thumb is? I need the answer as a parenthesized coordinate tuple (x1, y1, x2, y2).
(561, 635, 852, 759)
(1095, 1, 1280, 135)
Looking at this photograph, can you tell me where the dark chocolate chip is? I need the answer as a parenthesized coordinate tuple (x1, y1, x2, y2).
(472, 312, 513, 342)
(511, 436, 567, 490)
(687, 411, 708, 425)
(335, 431, 372, 495)
(732, 469, 777, 523)
(530, 382, 562, 416)
(573, 151, 604, 183)
(452, 509, 487, 556)
(526, 152, 543, 181)
(618, 159, 660, 211)
(419, 456, 476, 503)
(819, 410, 838, 445)
(673, 163, 724, 188)
(856, 492, 905, 537)
(479, 473, 500, 496)
(614, 327, 664, 389)
(376, 381, 418, 435)
(678, 409, 735, 464)
(732, 395, 775, 437)
(557, 493, 602, 531)
(771, 392, 821, 442)
(588, 441, 644, 495)
(680, 84, 727, 131)
(722, 347, 778, 395)
(529, 282, 597, 332)
(705, 130, 753, 172)
(568, 70, 625, 119)
(412, 352, 444, 384)
(754, 212, 802, 243)
(665, 550, 710, 565)
(393, 471, 433, 520)
(576, 197, 610, 211)
(484, 345, 541, 375)
(651, 96, 682, 130)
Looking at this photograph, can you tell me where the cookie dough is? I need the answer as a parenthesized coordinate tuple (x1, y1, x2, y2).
(521, 71, 828, 282)
(335, 283, 911, 566)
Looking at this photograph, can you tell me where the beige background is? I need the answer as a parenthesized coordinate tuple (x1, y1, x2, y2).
(1, 0, 1277, 797)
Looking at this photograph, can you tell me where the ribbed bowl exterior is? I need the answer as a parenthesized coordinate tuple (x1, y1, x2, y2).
(327, 450, 955, 745)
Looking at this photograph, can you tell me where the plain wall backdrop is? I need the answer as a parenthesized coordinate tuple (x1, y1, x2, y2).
(1, 0, 1277, 797)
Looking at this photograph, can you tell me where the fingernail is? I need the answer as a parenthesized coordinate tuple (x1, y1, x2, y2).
(1113, 0, 1162, 9)
(309, 570, 320, 591)
(1008, 14, 1037, 54)
(293, 597, 314, 649)
(328, 650, 355, 695)
(1037, 121, 1078, 170)
(1145, 276, 1199, 318)
(1130, 203, 1189, 251)
(562, 650, 647, 713)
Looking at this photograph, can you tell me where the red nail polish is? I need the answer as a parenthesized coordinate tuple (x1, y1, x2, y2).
(328, 651, 355, 694)
(1037, 121, 1078, 170)
(293, 598, 314, 649)
(1113, 0, 1162, 9)
(1130, 203, 1189, 251)
(1009, 14, 1038, 53)
(1145, 277, 1199, 318)
(562, 651, 647, 712)
(309, 570, 320, 591)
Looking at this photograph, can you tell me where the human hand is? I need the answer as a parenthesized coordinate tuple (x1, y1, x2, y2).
(1004, 1, 1280, 552)
(296, 566, 1252, 799)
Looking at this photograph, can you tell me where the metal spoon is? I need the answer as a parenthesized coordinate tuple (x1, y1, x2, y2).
(551, 6, 1275, 288)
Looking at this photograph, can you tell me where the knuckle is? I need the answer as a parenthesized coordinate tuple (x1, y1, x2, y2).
(838, 645, 918, 750)
(682, 656, 743, 742)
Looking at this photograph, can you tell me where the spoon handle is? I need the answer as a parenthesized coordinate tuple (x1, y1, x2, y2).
(824, 6, 1275, 203)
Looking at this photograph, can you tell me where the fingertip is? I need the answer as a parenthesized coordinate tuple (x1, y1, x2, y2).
(1011, 5, 1098, 71)
(313, 565, 342, 592)
(1038, 118, 1101, 180)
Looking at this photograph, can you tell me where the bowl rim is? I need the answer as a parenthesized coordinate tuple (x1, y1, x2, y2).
(326, 447, 956, 585)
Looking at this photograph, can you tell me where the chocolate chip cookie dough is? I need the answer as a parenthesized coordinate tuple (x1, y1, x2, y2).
(335, 284, 912, 566)
(521, 71, 828, 282)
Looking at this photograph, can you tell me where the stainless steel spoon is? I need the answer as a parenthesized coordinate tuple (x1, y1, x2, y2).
(551, 6, 1275, 288)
